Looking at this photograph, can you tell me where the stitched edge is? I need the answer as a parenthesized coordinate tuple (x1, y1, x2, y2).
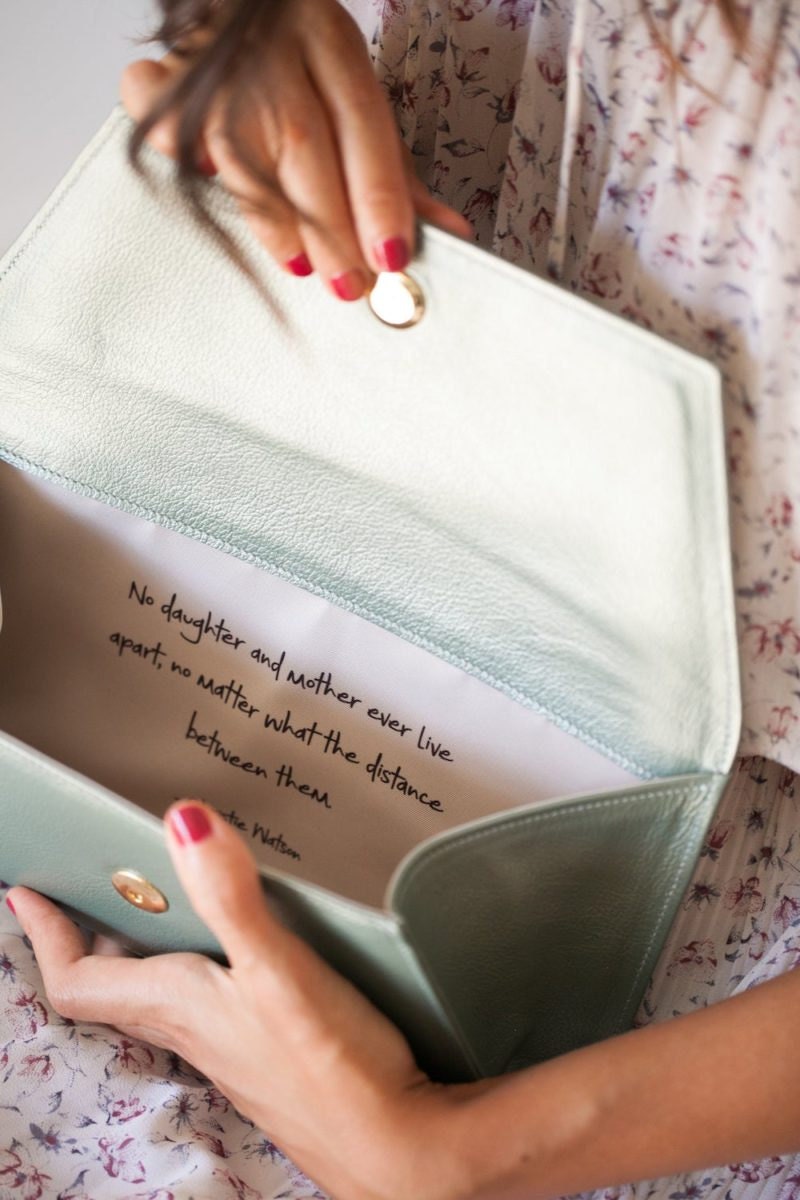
(0, 108, 127, 289)
(418, 227, 739, 771)
(614, 788, 711, 1022)
(394, 778, 717, 1063)
(395, 781, 702, 883)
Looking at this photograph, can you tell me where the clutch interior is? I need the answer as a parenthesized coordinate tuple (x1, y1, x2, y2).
(0, 460, 639, 907)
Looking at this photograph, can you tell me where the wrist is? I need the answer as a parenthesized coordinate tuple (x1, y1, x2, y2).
(456, 1073, 599, 1200)
(350, 1083, 492, 1200)
(379, 1077, 561, 1200)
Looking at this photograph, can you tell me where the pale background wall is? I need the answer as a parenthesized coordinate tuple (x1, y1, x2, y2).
(0, 2, 158, 254)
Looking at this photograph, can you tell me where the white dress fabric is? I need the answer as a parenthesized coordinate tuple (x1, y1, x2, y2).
(1, 3, 799, 1197)
(344, 0, 800, 771)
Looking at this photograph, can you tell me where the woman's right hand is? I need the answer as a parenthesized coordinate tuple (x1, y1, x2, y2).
(120, 0, 473, 301)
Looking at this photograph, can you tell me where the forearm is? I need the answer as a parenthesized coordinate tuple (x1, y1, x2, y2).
(434, 968, 800, 1200)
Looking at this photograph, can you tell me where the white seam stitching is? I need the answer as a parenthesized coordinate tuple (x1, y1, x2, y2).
(396, 784, 697, 886)
(0, 108, 126, 288)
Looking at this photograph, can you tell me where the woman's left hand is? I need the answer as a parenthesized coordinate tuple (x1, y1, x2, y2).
(5, 802, 470, 1200)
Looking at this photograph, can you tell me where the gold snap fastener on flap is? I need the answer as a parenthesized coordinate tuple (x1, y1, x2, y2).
(367, 271, 425, 328)
(111, 869, 169, 913)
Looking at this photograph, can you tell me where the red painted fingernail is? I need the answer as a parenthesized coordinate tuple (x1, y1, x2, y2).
(5, 895, 15, 915)
(374, 236, 410, 273)
(330, 270, 366, 302)
(197, 153, 218, 178)
(286, 253, 313, 277)
(168, 804, 213, 846)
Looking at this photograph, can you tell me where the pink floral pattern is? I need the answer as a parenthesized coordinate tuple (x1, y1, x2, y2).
(344, 0, 800, 773)
(0, 887, 325, 1198)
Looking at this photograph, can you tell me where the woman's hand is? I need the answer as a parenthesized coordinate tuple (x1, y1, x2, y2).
(120, 0, 472, 301)
(5, 802, 473, 1200)
(9, 801, 800, 1200)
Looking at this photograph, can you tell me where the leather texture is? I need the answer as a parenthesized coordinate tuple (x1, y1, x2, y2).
(0, 106, 741, 1081)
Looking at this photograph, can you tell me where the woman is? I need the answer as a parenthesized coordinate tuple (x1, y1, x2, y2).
(3, 1, 800, 1197)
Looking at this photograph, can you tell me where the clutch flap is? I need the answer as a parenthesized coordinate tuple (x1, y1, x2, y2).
(0, 105, 740, 781)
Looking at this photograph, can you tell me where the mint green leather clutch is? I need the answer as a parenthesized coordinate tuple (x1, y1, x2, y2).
(0, 106, 740, 1083)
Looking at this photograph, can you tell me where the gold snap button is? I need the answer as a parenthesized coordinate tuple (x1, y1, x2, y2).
(111, 869, 169, 914)
(367, 271, 425, 328)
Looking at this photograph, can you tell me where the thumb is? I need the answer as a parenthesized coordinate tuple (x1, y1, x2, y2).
(399, 141, 473, 242)
(164, 800, 290, 970)
(410, 175, 475, 242)
(120, 58, 179, 157)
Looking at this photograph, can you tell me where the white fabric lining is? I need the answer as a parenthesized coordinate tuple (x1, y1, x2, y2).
(0, 461, 636, 906)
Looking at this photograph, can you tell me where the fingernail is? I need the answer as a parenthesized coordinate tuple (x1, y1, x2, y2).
(330, 270, 366, 302)
(5, 895, 15, 915)
(286, 253, 313, 277)
(168, 804, 213, 846)
(196, 153, 218, 178)
(374, 236, 410, 273)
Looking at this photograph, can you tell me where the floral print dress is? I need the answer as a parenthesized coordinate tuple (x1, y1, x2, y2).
(2, 2, 800, 1197)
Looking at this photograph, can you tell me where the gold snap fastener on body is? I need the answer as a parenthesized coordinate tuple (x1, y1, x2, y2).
(367, 271, 425, 328)
(111, 869, 169, 913)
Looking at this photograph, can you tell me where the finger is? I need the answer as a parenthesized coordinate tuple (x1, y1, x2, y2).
(249, 68, 371, 299)
(399, 143, 474, 241)
(164, 800, 295, 970)
(120, 59, 182, 160)
(7, 887, 225, 1066)
(201, 123, 313, 275)
(121, 57, 218, 175)
(305, 7, 414, 275)
(6, 886, 89, 960)
(409, 176, 475, 242)
(273, 89, 374, 300)
(6, 886, 152, 1023)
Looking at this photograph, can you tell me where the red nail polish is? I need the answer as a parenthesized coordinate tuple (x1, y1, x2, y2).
(374, 236, 410, 273)
(196, 153, 218, 178)
(286, 253, 313, 277)
(5, 895, 15, 915)
(330, 270, 365, 302)
(168, 804, 213, 846)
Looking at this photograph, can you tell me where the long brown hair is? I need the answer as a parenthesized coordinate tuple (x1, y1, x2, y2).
(128, 0, 297, 282)
(127, 0, 750, 279)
